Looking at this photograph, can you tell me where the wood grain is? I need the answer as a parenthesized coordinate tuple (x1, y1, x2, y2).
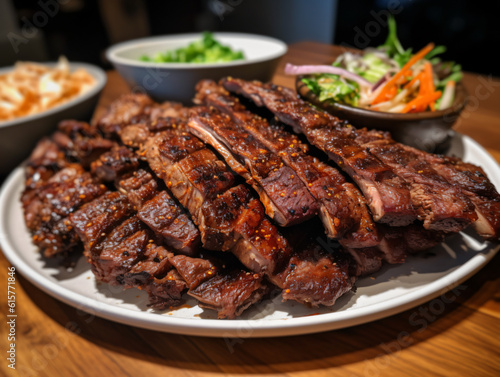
(1, 41, 500, 377)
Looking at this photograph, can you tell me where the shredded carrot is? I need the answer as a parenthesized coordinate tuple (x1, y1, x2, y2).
(402, 91, 442, 113)
(419, 62, 435, 95)
(419, 62, 437, 110)
(371, 82, 398, 105)
(403, 72, 422, 90)
(374, 85, 398, 104)
(425, 63, 435, 92)
(371, 43, 435, 105)
(396, 68, 413, 85)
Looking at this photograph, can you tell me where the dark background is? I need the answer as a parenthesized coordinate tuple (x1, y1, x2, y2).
(3, 0, 498, 76)
(334, 0, 498, 77)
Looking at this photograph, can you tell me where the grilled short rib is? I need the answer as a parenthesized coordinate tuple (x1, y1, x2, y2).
(21, 81, 500, 319)
(132, 122, 357, 307)
(187, 105, 319, 227)
(222, 78, 486, 235)
(194, 80, 380, 248)
(222, 78, 417, 227)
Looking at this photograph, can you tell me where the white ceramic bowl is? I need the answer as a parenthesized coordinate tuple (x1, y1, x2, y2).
(0, 62, 106, 175)
(106, 32, 287, 104)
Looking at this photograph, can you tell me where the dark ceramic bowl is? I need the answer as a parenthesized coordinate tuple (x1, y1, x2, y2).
(296, 76, 468, 152)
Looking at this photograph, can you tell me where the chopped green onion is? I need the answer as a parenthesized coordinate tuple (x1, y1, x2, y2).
(140, 32, 245, 63)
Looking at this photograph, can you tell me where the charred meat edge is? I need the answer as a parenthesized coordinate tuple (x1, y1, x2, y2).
(187, 105, 319, 227)
(222, 77, 417, 227)
(222, 78, 479, 234)
(194, 80, 380, 248)
(133, 125, 356, 307)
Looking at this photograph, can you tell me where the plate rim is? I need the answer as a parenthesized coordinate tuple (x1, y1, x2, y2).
(1, 134, 499, 338)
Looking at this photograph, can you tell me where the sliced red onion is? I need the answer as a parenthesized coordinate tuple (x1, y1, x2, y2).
(284, 63, 373, 88)
(372, 73, 391, 91)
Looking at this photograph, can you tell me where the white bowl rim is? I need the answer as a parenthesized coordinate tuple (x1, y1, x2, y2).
(0, 62, 107, 130)
(106, 32, 288, 69)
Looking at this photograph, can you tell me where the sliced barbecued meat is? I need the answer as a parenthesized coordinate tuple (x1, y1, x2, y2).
(97, 93, 188, 138)
(21, 124, 116, 258)
(23, 137, 68, 189)
(276, 242, 354, 306)
(119, 117, 186, 149)
(134, 125, 356, 307)
(344, 247, 384, 276)
(22, 137, 71, 211)
(69, 191, 187, 309)
(90, 145, 140, 182)
(69, 190, 265, 316)
(22, 125, 128, 258)
(188, 105, 318, 226)
(141, 129, 239, 251)
(148, 131, 293, 272)
(116, 169, 161, 207)
(144, 270, 187, 310)
(436, 157, 500, 241)
(69, 191, 135, 254)
(353, 130, 477, 233)
(169, 253, 219, 289)
(22, 138, 77, 257)
(222, 78, 482, 234)
(345, 223, 446, 276)
(22, 164, 107, 257)
(55, 120, 116, 167)
(222, 78, 417, 227)
(97, 224, 186, 308)
(360, 132, 500, 241)
(351, 129, 498, 239)
(171, 252, 270, 319)
(137, 127, 295, 275)
(189, 269, 268, 319)
(23, 87, 498, 319)
(228, 187, 292, 275)
(22, 137, 72, 218)
(273, 221, 356, 306)
(137, 191, 200, 255)
(88, 215, 152, 284)
(92, 147, 201, 255)
(97, 93, 156, 137)
(194, 80, 379, 247)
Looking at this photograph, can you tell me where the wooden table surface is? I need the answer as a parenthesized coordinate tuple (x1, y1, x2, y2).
(1, 41, 499, 377)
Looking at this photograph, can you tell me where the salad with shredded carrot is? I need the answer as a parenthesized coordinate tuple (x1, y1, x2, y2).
(286, 17, 462, 113)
